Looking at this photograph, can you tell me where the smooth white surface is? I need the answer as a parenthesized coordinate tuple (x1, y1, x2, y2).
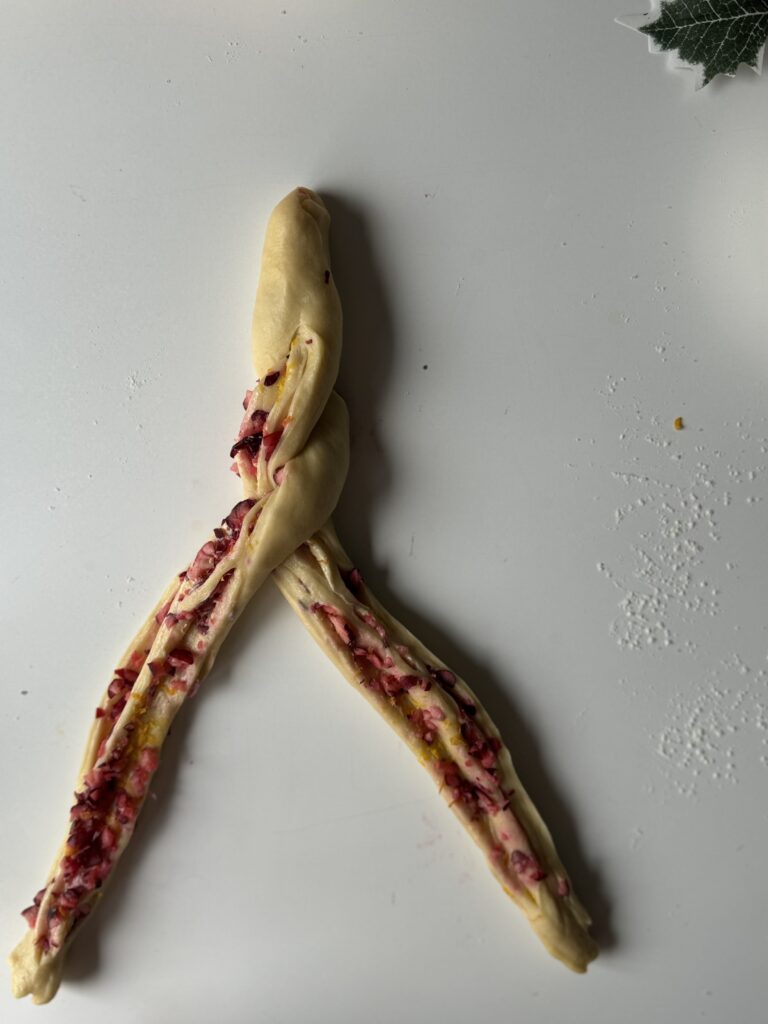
(1, 2, 766, 1020)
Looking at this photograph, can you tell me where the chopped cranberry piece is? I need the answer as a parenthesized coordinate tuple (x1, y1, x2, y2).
(262, 429, 283, 460)
(378, 673, 404, 697)
(155, 602, 172, 625)
(558, 878, 571, 897)
(341, 567, 364, 597)
(107, 677, 127, 699)
(409, 707, 445, 744)
(115, 791, 136, 825)
(128, 650, 147, 671)
(224, 499, 256, 532)
(250, 410, 268, 432)
(510, 850, 547, 883)
(358, 609, 388, 642)
(110, 695, 127, 720)
(168, 647, 194, 667)
(21, 905, 39, 928)
(95, 707, 106, 718)
(263, 371, 280, 386)
(33, 888, 47, 907)
(230, 433, 263, 459)
(148, 659, 168, 676)
(242, 388, 253, 409)
(101, 826, 116, 851)
(59, 887, 82, 910)
(116, 667, 139, 684)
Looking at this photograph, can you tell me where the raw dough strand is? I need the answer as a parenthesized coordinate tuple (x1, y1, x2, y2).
(9, 188, 348, 1003)
(273, 523, 598, 973)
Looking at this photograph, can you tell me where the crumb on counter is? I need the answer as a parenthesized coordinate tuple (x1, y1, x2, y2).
(674, 416, 683, 431)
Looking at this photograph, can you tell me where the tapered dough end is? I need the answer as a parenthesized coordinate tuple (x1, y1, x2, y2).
(8, 932, 64, 1004)
(528, 885, 599, 973)
(251, 187, 342, 382)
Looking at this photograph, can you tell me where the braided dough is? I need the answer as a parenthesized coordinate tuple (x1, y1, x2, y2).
(9, 188, 596, 1003)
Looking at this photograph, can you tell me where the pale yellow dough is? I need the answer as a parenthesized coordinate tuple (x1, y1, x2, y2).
(9, 187, 596, 1004)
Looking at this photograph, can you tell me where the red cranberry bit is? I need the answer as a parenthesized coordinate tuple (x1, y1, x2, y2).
(341, 567, 364, 597)
(558, 878, 571, 897)
(435, 668, 456, 688)
(148, 658, 169, 677)
(101, 826, 117, 851)
(250, 409, 268, 432)
(263, 370, 280, 386)
(107, 677, 129, 699)
(21, 905, 39, 928)
(312, 603, 355, 645)
(230, 432, 263, 459)
(262, 429, 283, 460)
(510, 850, 547, 883)
(461, 721, 495, 767)
(224, 498, 256, 532)
(58, 887, 83, 910)
(109, 695, 127, 721)
(188, 540, 220, 583)
(378, 673, 405, 698)
(352, 645, 385, 671)
(475, 787, 500, 815)
(95, 706, 106, 718)
(115, 667, 139, 684)
(242, 388, 253, 410)
(128, 649, 147, 671)
(409, 705, 445, 744)
(168, 647, 194, 668)
(155, 602, 172, 625)
(358, 609, 388, 642)
(115, 791, 136, 825)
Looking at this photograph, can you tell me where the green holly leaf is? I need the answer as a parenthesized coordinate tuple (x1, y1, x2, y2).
(618, 1, 768, 89)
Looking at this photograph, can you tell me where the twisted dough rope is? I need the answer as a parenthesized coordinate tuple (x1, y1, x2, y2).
(8, 188, 347, 1003)
(9, 187, 596, 1003)
(247, 194, 596, 971)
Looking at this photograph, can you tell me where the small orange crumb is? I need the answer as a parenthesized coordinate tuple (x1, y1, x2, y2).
(674, 416, 684, 431)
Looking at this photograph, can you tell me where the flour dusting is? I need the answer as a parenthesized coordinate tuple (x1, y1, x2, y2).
(591, 374, 767, 796)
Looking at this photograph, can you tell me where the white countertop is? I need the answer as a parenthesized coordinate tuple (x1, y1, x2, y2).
(1, 2, 766, 1021)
